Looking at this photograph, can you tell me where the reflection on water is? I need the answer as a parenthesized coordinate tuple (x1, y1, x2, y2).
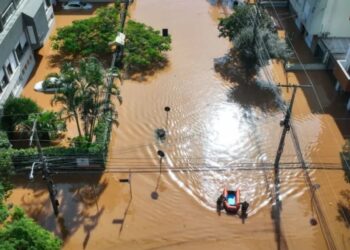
(106, 0, 324, 215)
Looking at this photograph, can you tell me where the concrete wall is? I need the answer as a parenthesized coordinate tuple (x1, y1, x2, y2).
(0, 0, 13, 14)
(322, 0, 350, 37)
(32, 3, 49, 44)
(0, 0, 55, 107)
(290, 0, 350, 38)
(0, 17, 23, 67)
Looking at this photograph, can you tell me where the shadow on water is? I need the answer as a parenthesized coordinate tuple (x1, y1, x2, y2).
(13, 173, 107, 248)
(215, 51, 282, 112)
(214, 51, 256, 84)
(271, 167, 289, 250)
(124, 59, 169, 83)
(227, 81, 282, 112)
(215, 52, 282, 113)
(112, 174, 132, 237)
(336, 189, 350, 228)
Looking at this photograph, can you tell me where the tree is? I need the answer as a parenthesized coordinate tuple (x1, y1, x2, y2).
(19, 112, 66, 141)
(124, 20, 171, 72)
(52, 57, 122, 142)
(0, 185, 62, 250)
(218, 5, 291, 68)
(51, 7, 119, 57)
(51, 63, 83, 137)
(51, 6, 171, 74)
(1, 97, 41, 136)
(0, 131, 11, 149)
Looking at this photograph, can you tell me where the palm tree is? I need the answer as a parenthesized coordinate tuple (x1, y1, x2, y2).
(51, 63, 83, 137)
(78, 57, 122, 141)
(51, 58, 122, 142)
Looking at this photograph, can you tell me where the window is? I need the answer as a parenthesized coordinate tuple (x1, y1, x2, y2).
(5, 52, 18, 78)
(13, 0, 23, 8)
(44, 0, 52, 8)
(1, 3, 15, 26)
(15, 33, 28, 60)
(0, 68, 9, 94)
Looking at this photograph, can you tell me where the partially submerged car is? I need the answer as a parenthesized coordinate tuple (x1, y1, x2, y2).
(34, 77, 62, 93)
(62, 1, 93, 10)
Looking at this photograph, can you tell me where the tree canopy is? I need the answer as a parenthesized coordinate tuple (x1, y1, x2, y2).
(1, 97, 65, 143)
(51, 6, 171, 74)
(124, 20, 171, 72)
(0, 185, 61, 250)
(51, 57, 121, 142)
(218, 4, 291, 67)
(1, 97, 41, 133)
(52, 7, 119, 57)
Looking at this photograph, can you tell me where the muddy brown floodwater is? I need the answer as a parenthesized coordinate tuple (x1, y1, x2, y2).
(9, 0, 350, 249)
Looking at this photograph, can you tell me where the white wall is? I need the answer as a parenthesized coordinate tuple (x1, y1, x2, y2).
(321, 0, 350, 37)
(290, 0, 350, 38)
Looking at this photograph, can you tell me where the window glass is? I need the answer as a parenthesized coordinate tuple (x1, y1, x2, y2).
(44, 0, 51, 8)
(0, 68, 9, 93)
(15, 33, 28, 60)
(5, 52, 18, 78)
(1, 3, 15, 26)
(9, 52, 18, 71)
(6, 63, 13, 77)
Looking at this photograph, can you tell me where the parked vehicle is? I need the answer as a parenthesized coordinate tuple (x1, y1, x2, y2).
(34, 77, 62, 93)
(62, 1, 93, 10)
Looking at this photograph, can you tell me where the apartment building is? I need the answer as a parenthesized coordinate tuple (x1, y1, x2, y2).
(289, 0, 350, 110)
(289, 0, 350, 49)
(0, 0, 54, 110)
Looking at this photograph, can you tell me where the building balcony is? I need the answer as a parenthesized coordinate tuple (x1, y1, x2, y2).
(334, 60, 350, 92)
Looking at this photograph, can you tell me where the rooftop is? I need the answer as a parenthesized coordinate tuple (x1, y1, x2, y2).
(321, 37, 350, 60)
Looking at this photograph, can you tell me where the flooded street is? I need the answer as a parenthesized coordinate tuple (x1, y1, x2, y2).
(9, 0, 350, 249)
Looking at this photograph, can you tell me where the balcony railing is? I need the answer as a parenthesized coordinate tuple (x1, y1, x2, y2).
(334, 60, 350, 92)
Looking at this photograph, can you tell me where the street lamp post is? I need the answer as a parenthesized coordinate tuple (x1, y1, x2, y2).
(164, 106, 170, 131)
(157, 150, 165, 172)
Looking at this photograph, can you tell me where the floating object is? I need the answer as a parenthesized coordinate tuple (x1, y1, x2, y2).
(223, 187, 240, 213)
(156, 128, 166, 139)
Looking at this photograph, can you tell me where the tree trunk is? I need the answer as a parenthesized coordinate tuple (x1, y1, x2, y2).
(73, 110, 82, 137)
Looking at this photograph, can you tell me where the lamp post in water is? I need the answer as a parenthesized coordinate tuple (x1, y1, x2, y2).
(164, 106, 171, 131)
(157, 150, 165, 172)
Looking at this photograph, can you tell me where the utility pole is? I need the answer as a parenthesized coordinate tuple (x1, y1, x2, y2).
(30, 119, 59, 216)
(104, 0, 131, 112)
(273, 86, 297, 172)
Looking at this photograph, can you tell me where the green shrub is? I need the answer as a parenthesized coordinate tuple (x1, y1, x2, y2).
(1, 97, 41, 133)
(0, 131, 11, 149)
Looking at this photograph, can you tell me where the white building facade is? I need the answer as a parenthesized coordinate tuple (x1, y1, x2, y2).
(289, 0, 350, 48)
(0, 0, 55, 111)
